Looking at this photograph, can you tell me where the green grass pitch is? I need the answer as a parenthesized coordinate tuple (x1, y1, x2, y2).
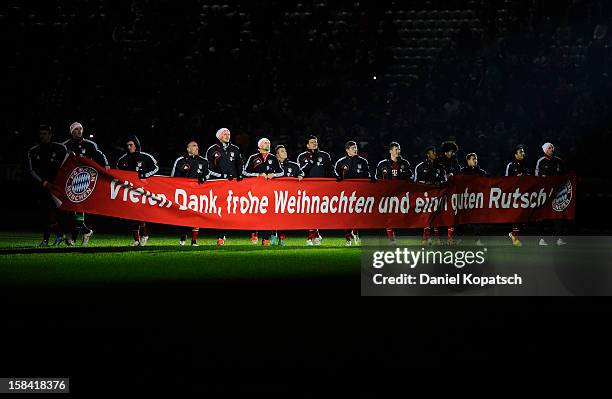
(0, 232, 362, 284)
(0, 231, 599, 286)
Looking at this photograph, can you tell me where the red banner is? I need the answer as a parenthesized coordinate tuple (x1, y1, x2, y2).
(50, 154, 576, 229)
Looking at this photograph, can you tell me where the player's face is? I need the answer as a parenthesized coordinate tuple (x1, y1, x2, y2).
(259, 141, 270, 153)
(126, 141, 137, 154)
(445, 150, 455, 159)
(307, 138, 318, 150)
(467, 156, 478, 167)
(427, 150, 437, 161)
(276, 147, 287, 161)
(515, 148, 525, 160)
(390, 146, 400, 158)
(346, 145, 358, 157)
(544, 147, 554, 157)
(39, 130, 52, 144)
(187, 141, 199, 156)
(220, 130, 230, 143)
(71, 126, 83, 139)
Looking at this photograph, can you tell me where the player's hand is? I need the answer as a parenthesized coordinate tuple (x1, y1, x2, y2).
(42, 180, 50, 188)
(236, 175, 243, 182)
(105, 165, 111, 170)
(336, 175, 343, 182)
(259, 173, 267, 178)
(227, 174, 234, 181)
(198, 175, 206, 184)
(297, 175, 303, 181)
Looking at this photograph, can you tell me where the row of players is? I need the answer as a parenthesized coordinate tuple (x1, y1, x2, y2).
(28, 122, 566, 247)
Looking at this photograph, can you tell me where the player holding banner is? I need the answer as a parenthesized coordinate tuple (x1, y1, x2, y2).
(505, 144, 530, 247)
(297, 135, 335, 246)
(206, 128, 244, 246)
(243, 138, 284, 246)
(375, 142, 413, 244)
(460, 152, 488, 245)
(171, 140, 210, 246)
(414, 145, 446, 245)
(116, 135, 159, 246)
(436, 140, 461, 244)
(273, 144, 304, 245)
(535, 142, 567, 246)
(334, 141, 372, 246)
(27, 124, 68, 247)
(62, 121, 110, 246)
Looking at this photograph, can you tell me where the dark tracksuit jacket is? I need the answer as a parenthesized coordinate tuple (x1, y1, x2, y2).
(297, 149, 335, 178)
(375, 157, 413, 180)
(206, 142, 244, 179)
(62, 138, 109, 168)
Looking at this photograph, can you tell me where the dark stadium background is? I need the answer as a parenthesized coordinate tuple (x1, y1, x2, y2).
(2, 0, 612, 232)
(1, 0, 612, 393)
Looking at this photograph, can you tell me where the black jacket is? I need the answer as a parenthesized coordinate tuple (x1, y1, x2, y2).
(334, 155, 370, 179)
(460, 165, 488, 176)
(62, 138, 109, 168)
(414, 159, 446, 185)
(171, 155, 210, 179)
(27, 142, 68, 184)
(206, 142, 244, 179)
(535, 155, 564, 177)
(375, 157, 413, 180)
(280, 159, 304, 177)
(297, 150, 334, 178)
(243, 152, 284, 177)
(505, 159, 532, 176)
(116, 151, 159, 178)
(436, 155, 461, 177)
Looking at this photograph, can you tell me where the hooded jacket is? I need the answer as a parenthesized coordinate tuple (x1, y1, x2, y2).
(116, 135, 159, 178)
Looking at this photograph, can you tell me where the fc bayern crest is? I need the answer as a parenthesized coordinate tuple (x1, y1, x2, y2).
(65, 166, 98, 203)
(552, 180, 573, 212)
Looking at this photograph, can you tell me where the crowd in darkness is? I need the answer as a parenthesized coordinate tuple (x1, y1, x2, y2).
(2, 0, 611, 179)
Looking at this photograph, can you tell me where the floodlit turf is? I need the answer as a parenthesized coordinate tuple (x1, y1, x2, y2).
(0, 232, 362, 284)
(0, 232, 606, 285)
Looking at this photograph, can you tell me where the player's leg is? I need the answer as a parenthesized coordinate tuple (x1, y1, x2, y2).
(216, 230, 225, 246)
(49, 207, 64, 246)
(139, 222, 149, 246)
(344, 229, 353, 246)
(66, 212, 83, 246)
(386, 228, 396, 243)
(261, 230, 272, 246)
(422, 227, 431, 245)
(538, 221, 549, 246)
(554, 220, 566, 245)
(180, 229, 188, 246)
(447, 226, 455, 245)
(270, 230, 278, 245)
(278, 231, 286, 246)
(191, 227, 199, 246)
(306, 229, 316, 245)
(509, 224, 522, 246)
(130, 221, 141, 246)
(81, 214, 93, 246)
(433, 227, 441, 245)
(472, 224, 483, 246)
(39, 199, 53, 246)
